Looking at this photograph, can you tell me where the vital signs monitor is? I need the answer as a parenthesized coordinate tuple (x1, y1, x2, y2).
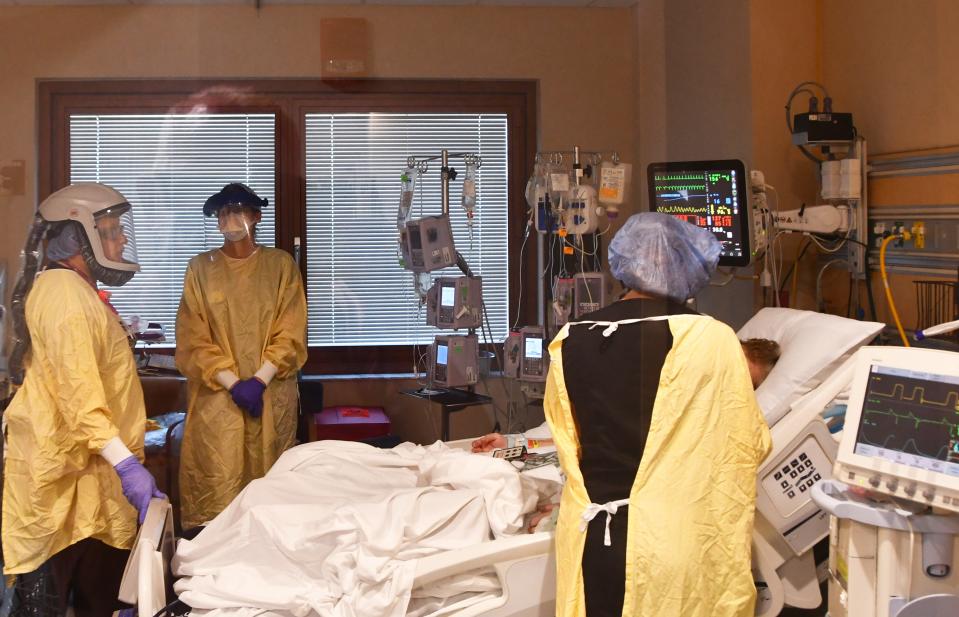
(648, 159, 753, 267)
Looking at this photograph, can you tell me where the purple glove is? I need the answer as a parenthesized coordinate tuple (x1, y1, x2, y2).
(114, 456, 167, 524)
(231, 378, 266, 418)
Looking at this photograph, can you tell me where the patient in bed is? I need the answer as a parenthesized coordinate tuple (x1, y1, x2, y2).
(472, 338, 781, 455)
(173, 440, 563, 617)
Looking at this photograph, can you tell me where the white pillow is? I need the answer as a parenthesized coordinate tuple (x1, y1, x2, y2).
(737, 308, 884, 426)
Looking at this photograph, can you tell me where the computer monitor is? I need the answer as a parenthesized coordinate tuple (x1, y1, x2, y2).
(835, 346, 959, 513)
(647, 159, 753, 267)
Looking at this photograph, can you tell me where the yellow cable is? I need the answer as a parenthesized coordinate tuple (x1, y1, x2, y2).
(879, 234, 910, 347)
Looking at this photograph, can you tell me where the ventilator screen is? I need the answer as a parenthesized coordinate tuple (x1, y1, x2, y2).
(853, 364, 959, 478)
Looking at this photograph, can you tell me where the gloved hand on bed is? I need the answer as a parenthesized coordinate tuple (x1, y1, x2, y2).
(231, 378, 266, 418)
(114, 456, 167, 524)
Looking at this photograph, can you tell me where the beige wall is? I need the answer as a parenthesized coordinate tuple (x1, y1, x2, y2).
(823, 0, 959, 155)
(0, 5, 634, 444)
(819, 0, 959, 329)
(750, 0, 822, 311)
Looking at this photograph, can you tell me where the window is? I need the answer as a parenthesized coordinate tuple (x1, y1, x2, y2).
(69, 113, 276, 342)
(305, 112, 509, 347)
(39, 79, 537, 373)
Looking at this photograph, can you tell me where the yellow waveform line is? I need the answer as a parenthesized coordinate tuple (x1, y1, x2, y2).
(870, 383, 959, 410)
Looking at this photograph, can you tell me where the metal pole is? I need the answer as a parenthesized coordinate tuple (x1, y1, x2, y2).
(441, 149, 450, 216)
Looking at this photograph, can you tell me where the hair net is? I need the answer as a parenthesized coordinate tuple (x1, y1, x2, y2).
(608, 212, 721, 302)
(203, 183, 268, 217)
(45, 222, 83, 262)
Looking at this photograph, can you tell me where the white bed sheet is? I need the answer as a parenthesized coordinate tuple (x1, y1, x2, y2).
(173, 441, 561, 617)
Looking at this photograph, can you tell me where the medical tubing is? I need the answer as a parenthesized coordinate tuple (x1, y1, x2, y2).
(816, 259, 846, 311)
(511, 213, 532, 330)
(777, 237, 809, 291)
(879, 234, 910, 347)
(481, 302, 511, 422)
(8, 214, 49, 385)
(915, 318, 959, 341)
(790, 237, 811, 307)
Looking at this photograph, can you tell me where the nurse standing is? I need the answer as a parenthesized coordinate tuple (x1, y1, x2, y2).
(176, 183, 307, 530)
(545, 213, 771, 617)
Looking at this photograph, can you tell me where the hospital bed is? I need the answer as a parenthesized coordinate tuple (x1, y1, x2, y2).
(125, 443, 558, 617)
(128, 307, 882, 617)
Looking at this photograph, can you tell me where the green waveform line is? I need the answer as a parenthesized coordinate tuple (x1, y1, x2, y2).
(863, 405, 959, 432)
(654, 173, 707, 181)
(655, 184, 706, 191)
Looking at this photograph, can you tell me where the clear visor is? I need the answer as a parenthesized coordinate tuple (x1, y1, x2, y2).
(217, 204, 257, 239)
(94, 206, 138, 266)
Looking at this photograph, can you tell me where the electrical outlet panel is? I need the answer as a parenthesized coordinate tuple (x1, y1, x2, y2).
(868, 215, 959, 271)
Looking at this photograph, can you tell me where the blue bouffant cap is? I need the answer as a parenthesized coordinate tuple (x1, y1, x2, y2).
(203, 183, 268, 217)
(608, 212, 721, 302)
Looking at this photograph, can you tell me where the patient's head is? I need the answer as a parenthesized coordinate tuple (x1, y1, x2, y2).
(740, 338, 781, 389)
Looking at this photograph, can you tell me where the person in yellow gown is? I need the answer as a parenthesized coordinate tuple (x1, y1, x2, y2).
(176, 183, 307, 530)
(544, 212, 772, 617)
(3, 183, 164, 617)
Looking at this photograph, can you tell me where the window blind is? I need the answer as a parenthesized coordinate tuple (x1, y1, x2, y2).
(69, 114, 276, 344)
(304, 113, 509, 347)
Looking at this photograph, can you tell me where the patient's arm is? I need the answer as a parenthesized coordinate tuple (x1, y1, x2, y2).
(471, 433, 507, 453)
(471, 433, 556, 453)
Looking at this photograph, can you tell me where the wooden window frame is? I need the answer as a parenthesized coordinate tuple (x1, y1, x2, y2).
(38, 78, 538, 374)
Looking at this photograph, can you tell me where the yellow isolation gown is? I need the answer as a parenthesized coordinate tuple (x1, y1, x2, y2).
(545, 313, 772, 617)
(176, 247, 307, 529)
(3, 269, 145, 574)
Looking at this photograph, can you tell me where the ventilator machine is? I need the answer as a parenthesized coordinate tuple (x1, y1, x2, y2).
(812, 346, 959, 617)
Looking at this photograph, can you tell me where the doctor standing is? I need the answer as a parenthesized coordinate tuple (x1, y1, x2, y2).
(176, 183, 307, 530)
(544, 212, 771, 617)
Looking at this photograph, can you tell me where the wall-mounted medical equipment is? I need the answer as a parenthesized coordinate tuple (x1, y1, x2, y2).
(648, 159, 755, 268)
(773, 203, 850, 235)
(431, 334, 478, 388)
(833, 346, 959, 513)
(573, 272, 607, 318)
(426, 276, 483, 330)
(784, 81, 868, 281)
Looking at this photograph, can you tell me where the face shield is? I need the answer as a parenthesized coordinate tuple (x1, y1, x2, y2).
(216, 204, 256, 242)
(93, 204, 139, 268)
(36, 182, 141, 287)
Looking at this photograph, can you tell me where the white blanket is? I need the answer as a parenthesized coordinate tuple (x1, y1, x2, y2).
(173, 441, 558, 617)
